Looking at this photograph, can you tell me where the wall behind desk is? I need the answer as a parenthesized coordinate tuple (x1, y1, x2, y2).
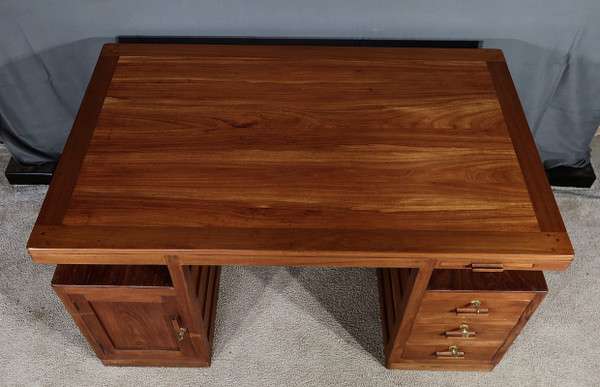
(1, 1, 598, 168)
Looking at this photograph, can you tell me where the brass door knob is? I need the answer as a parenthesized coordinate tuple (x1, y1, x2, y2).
(178, 327, 187, 342)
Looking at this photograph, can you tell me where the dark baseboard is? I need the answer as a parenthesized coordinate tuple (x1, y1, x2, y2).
(5, 157, 56, 185)
(117, 36, 482, 49)
(546, 164, 596, 188)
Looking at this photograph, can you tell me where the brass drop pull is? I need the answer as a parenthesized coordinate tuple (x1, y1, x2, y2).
(450, 345, 458, 357)
(456, 300, 489, 315)
(445, 324, 476, 338)
(171, 314, 188, 342)
(436, 345, 465, 359)
(460, 324, 469, 338)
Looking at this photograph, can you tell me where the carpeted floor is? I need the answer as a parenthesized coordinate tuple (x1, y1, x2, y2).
(1, 140, 599, 386)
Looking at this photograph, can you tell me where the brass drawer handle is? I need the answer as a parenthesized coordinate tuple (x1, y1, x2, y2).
(456, 300, 489, 315)
(436, 345, 465, 359)
(445, 324, 476, 338)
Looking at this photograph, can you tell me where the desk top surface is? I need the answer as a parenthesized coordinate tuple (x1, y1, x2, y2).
(28, 44, 573, 268)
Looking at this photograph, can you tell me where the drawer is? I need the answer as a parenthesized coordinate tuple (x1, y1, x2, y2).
(415, 292, 535, 322)
(408, 321, 515, 344)
(403, 341, 501, 361)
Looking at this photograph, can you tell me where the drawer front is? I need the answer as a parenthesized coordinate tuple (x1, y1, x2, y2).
(416, 292, 535, 322)
(408, 321, 515, 344)
(403, 342, 501, 361)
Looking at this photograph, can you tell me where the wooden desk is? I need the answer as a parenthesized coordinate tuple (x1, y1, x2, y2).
(27, 44, 573, 370)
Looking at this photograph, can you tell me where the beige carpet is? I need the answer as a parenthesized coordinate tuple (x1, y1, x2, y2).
(1, 140, 599, 386)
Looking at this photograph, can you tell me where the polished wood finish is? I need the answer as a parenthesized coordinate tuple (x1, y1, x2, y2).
(427, 269, 549, 292)
(487, 61, 567, 233)
(52, 264, 219, 366)
(35, 55, 118, 226)
(28, 45, 572, 371)
(411, 321, 514, 343)
(28, 226, 573, 270)
(52, 264, 172, 287)
(28, 44, 572, 269)
(383, 269, 548, 370)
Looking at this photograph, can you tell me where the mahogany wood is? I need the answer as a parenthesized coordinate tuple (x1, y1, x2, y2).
(28, 45, 572, 371)
(52, 281, 201, 364)
(490, 293, 547, 365)
(52, 263, 218, 366)
(385, 269, 549, 371)
(417, 293, 534, 322)
(28, 44, 572, 268)
(427, 269, 548, 292)
(409, 321, 514, 343)
(487, 61, 567, 232)
(28, 226, 573, 269)
(35, 55, 118, 226)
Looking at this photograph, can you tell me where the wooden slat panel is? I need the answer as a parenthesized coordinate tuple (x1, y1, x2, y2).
(390, 268, 403, 319)
(206, 266, 221, 351)
(196, 266, 210, 314)
(381, 269, 396, 336)
(189, 266, 201, 295)
(376, 269, 391, 345)
(203, 267, 217, 332)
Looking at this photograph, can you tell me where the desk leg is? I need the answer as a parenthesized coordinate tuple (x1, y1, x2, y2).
(377, 261, 435, 367)
(167, 257, 221, 366)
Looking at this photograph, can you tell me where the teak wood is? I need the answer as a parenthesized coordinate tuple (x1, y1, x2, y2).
(27, 44, 573, 370)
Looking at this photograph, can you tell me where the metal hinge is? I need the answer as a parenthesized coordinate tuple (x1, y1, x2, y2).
(71, 300, 79, 311)
(97, 342, 105, 353)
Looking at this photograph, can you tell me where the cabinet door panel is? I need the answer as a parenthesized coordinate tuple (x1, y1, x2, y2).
(69, 291, 195, 359)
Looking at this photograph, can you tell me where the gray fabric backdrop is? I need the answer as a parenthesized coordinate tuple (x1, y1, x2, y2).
(1, 1, 599, 168)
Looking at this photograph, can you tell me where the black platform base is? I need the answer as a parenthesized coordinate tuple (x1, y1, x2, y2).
(117, 36, 482, 48)
(546, 163, 596, 188)
(5, 157, 56, 185)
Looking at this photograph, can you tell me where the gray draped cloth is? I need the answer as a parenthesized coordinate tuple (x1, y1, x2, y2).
(1, 1, 598, 168)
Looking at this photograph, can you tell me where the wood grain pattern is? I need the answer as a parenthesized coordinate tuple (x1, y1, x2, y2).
(408, 321, 515, 344)
(490, 292, 547, 365)
(63, 54, 538, 233)
(416, 293, 534, 322)
(52, 286, 200, 363)
(404, 342, 500, 361)
(29, 45, 573, 371)
(487, 62, 567, 232)
(427, 269, 548, 292)
(27, 44, 573, 268)
(35, 55, 118, 225)
(29, 225, 573, 268)
(52, 264, 173, 287)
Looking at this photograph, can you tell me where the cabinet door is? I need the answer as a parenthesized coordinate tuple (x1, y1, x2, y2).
(67, 289, 196, 360)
